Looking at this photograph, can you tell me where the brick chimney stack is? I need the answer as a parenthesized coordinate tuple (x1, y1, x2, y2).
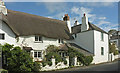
(63, 14, 71, 33)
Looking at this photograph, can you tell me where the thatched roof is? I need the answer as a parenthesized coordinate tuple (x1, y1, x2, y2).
(2, 9, 73, 40)
(72, 22, 107, 34)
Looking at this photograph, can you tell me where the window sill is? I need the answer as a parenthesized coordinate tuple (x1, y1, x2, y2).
(34, 41, 43, 43)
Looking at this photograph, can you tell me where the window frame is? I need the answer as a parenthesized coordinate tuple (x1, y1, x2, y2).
(101, 32, 104, 41)
(34, 51, 42, 58)
(35, 35, 43, 43)
(101, 47, 104, 55)
(0, 33, 5, 40)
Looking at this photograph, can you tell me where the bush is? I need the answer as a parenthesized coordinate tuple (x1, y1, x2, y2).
(1, 69, 8, 73)
(42, 61, 52, 67)
(2, 43, 40, 72)
(63, 59, 67, 65)
(83, 56, 93, 66)
(68, 47, 93, 66)
(114, 50, 119, 55)
(109, 43, 119, 55)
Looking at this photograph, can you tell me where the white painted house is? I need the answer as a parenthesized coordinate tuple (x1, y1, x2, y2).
(0, 1, 109, 64)
(65, 14, 109, 64)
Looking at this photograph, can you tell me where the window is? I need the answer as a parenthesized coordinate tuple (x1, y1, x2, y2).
(75, 34, 77, 38)
(34, 52, 37, 57)
(58, 39, 63, 43)
(101, 32, 104, 41)
(35, 36, 43, 42)
(34, 51, 42, 58)
(101, 47, 104, 55)
(0, 33, 5, 40)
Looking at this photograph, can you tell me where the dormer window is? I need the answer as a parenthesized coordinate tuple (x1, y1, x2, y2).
(35, 36, 43, 43)
(0, 33, 5, 40)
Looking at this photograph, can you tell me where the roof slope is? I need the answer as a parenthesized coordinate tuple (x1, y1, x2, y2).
(67, 43, 93, 56)
(88, 22, 107, 34)
(72, 22, 107, 34)
(3, 10, 73, 40)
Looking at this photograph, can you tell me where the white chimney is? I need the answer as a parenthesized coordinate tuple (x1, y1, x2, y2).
(63, 14, 71, 33)
(81, 13, 89, 32)
(74, 20, 79, 26)
(0, 0, 7, 15)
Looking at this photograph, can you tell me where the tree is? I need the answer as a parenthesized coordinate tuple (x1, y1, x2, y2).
(68, 47, 93, 66)
(108, 29, 117, 34)
(109, 43, 119, 55)
(2, 43, 40, 72)
(43, 45, 62, 65)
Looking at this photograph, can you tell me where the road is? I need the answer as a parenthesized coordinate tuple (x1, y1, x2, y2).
(41, 60, 119, 73)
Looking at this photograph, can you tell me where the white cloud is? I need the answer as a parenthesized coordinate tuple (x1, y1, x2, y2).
(43, 2, 67, 13)
(103, 24, 118, 31)
(71, 7, 96, 23)
(97, 20, 110, 26)
(99, 17, 106, 20)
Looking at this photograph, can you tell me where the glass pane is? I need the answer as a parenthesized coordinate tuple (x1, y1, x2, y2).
(101, 47, 104, 55)
(34, 52, 37, 57)
(0, 34, 4, 40)
(101, 33, 104, 41)
(39, 36, 42, 41)
(35, 36, 38, 41)
(38, 52, 41, 57)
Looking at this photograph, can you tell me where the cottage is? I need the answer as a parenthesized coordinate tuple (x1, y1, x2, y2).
(0, 0, 109, 64)
(65, 13, 109, 64)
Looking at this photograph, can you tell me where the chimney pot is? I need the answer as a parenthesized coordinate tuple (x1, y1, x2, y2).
(84, 13, 86, 16)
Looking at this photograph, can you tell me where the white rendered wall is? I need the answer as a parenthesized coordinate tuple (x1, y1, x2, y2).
(69, 30, 94, 53)
(93, 30, 109, 64)
(17, 36, 61, 61)
(17, 36, 61, 50)
(0, 21, 16, 45)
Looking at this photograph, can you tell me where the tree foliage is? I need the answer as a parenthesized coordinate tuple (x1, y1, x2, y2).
(109, 43, 119, 55)
(68, 47, 93, 66)
(42, 45, 62, 66)
(2, 43, 40, 72)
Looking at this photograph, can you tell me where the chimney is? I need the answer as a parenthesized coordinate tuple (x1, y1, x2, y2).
(81, 13, 89, 32)
(0, 0, 7, 15)
(74, 20, 79, 26)
(63, 14, 71, 33)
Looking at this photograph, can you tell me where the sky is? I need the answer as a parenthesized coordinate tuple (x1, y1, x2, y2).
(5, 2, 119, 32)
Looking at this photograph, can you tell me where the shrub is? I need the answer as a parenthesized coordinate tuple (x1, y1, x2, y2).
(63, 59, 67, 65)
(114, 50, 119, 55)
(42, 61, 52, 67)
(1, 69, 8, 73)
(68, 47, 93, 66)
(83, 56, 93, 66)
(45, 45, 63, 65)
(2, 43, 40, 72)
(109, 43, 119, 55)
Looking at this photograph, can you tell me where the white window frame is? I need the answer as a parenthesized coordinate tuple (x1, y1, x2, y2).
(35, 35, 43, 43)
(34, 51, 42, 58)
